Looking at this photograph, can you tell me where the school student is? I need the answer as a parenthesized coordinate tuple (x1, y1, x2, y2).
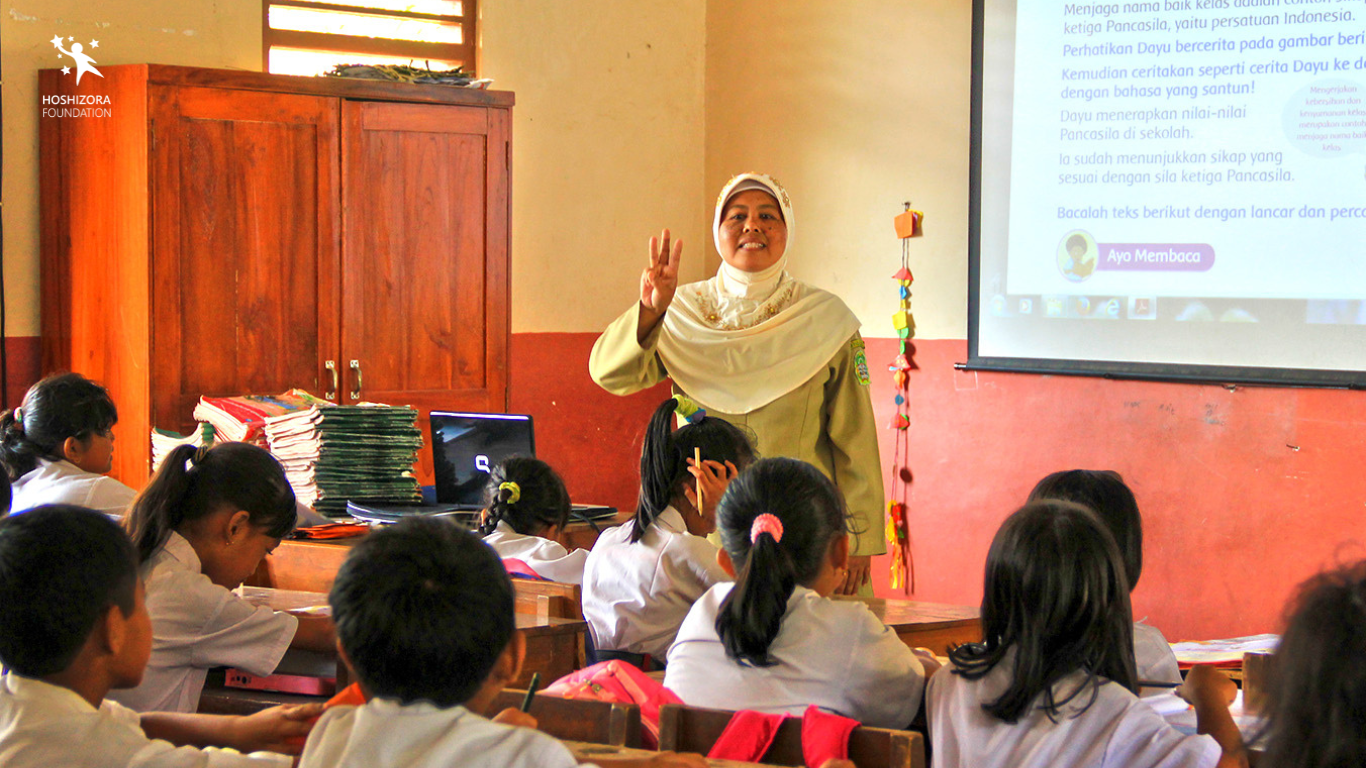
(300, 516, 706, 768)
(1028, 469, 1182, 684)
(478, 457, 588, 584)
(0, 504, 323, 767)
(665, 458, 935, 728)
(109, 443, 335, 713)
(1, 372, 136, 517)
(581, 396, 754, 667)
(1257, 560, 1366, 768)
(927, 500, 1246, 768)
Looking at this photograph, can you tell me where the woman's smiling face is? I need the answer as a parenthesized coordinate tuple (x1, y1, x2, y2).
(718, 189, 788, 273)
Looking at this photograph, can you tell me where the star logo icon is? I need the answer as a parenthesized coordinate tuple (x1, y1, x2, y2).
(50, 34, 104, 84)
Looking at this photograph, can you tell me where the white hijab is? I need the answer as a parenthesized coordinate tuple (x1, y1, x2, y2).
(658, 173, 860, 414)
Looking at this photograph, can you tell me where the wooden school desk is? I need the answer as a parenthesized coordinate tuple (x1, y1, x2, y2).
(835, 596, 981, 654)
(248, 511, 630, 593)
(231, 587, 582, 690)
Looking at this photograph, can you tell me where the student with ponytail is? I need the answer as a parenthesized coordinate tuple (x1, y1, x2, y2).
(109, 442, 335, 714)
(581, 395, 755, 669)
(665, 458, 933, 727)
(478, 457, 588, 584)
(0, 372, 136, 516)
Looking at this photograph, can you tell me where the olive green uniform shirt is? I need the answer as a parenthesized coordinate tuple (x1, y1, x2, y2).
(589, 304, 886, 557)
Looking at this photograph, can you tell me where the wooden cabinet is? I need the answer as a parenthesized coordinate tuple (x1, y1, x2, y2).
(40, 65, 512, 487)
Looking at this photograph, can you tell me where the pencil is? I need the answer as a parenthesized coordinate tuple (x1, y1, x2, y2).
(520, 672, 542, 713)
(1138, 680, 1182, 688)
(694, 446, 703, 513)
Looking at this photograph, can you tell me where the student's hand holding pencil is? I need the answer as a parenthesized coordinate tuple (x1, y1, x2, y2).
(491, 708, 538, 729)
(683, 458, 738, 525)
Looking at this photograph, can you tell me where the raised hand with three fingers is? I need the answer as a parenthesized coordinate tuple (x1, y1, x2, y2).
(638, 228, 683, 344)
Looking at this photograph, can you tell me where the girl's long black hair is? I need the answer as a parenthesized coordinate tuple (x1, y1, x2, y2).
(713, 457, 848, 667)
(1028, 469, 1143, 588)
(478, 456, 571, 537)
(631, 396, 756, 543)
(949, 500, 1137, 723)
(0, 372, 118, 481)
(1258, 561, 1366, 768)
(125, 442, 297, 564)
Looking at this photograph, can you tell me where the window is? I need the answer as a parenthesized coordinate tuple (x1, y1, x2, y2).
(263, 0, 476, 78)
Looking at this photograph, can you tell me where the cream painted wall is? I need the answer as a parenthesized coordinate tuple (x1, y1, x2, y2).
(705, 1, 972, 340)
(1, 0, 708, 337)
(4, 1, 964, 339)
(482, 0, 708, 333)
(1, 0, 263, 337)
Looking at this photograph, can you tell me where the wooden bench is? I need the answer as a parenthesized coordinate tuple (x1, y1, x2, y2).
(491, 689, 642, 748)
(658, 703, 926, 768)
(566, 741, 768, 767)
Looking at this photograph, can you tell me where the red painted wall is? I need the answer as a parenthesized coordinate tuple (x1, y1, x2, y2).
(1, 337, 40, 410)
(512, 332, 1366, 643)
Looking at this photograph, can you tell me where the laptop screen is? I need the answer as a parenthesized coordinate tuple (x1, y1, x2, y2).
(430, 412, 535, 507)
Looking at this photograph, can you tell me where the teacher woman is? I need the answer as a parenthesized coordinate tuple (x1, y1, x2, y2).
(589, 173, 884, 594)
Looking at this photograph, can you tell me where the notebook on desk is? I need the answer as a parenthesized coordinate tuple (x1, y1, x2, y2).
(347, 411, 616, 522)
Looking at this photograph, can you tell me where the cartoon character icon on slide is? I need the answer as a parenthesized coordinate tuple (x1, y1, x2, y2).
(1057, 230, 1097, 282)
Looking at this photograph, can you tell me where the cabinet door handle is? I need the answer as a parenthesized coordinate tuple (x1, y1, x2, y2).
(324, 360, 338, 401)
(350, 359, 362, 401)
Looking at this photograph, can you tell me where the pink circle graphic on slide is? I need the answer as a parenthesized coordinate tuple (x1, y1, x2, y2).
(1057, 230, 1098, 282)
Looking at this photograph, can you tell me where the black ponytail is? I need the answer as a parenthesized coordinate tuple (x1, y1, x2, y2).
(714, 458, 848, 667)
(126, 442, 297, 563)
(478, 457, 571, 537)
(631, 396, 756, 543)
(0, 373, 118, 481)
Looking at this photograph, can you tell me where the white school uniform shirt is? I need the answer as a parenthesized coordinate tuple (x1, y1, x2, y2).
(581, 507, 729, 658)
(666, 583, 926, 728)
(482, 521, 589, 584)
(1134, 621, 1182, 685)
(0, 673, 289, 768)
(927, 652, 1221, 768)
(10, 458, 137, 517)
(106, 532, 297, 713)
(299, 699, 599, 768)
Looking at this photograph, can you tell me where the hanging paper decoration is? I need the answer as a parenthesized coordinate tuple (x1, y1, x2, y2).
(885, 202, 924, 594)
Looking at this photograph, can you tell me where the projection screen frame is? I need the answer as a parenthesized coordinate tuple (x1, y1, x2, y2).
(963, 0, 1366, 391)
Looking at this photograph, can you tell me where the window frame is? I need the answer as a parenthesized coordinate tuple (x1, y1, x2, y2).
(262, 0, 477, 77)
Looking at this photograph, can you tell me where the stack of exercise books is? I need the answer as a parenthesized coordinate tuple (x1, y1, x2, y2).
(192, 392, 327, 445)
(262, 395, 423, 517)
(149, 423, 216, 472)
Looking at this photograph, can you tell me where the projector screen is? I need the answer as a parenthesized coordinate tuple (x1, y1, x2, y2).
(969, 0, 1366, 386)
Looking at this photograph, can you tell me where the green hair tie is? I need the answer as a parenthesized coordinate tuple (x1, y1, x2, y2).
(498, 481, 521, 504)
(673, 395, 707, 424)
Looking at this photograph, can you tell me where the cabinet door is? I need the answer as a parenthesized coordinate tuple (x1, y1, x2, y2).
(339, 101, 510, 418)
(149, 86, 342, 433)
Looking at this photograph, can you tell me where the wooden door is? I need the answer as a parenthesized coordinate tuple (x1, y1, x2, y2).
(149, 85, 342, 436)
(340, 100, 511, 476)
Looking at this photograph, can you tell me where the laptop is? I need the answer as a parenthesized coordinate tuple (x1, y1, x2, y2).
(345, 411, 616, 523)
(431, 411, 536, 508)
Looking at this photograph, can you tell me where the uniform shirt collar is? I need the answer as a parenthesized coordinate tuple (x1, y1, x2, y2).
(657, 506, 687, 534)
(159, 530, 203, 573)
(3, 673, 99, 715)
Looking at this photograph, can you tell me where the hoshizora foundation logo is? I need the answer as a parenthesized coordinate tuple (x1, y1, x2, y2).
(52, 35, 103, 84)
(41, 34, 111, 118)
